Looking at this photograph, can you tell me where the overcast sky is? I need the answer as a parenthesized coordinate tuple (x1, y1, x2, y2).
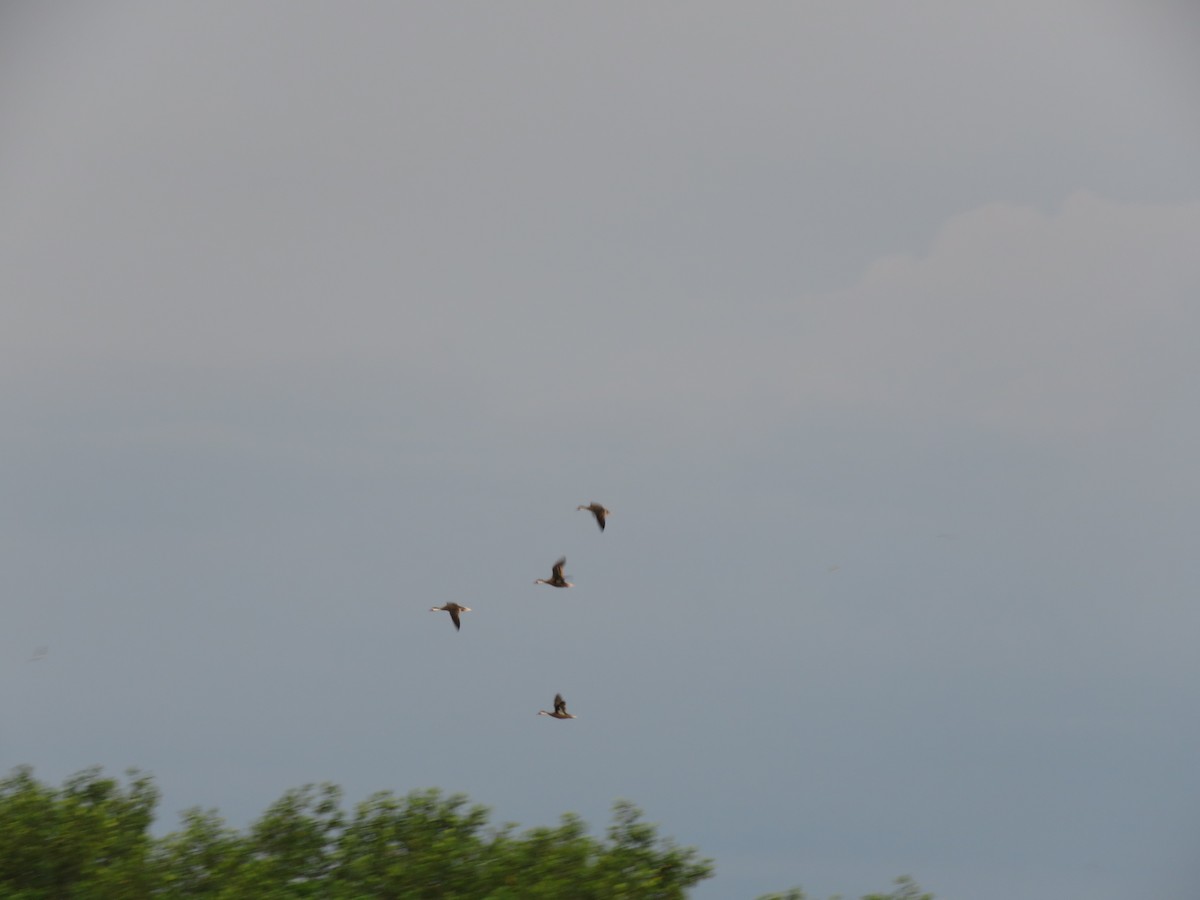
(2, 3, 1199, 898)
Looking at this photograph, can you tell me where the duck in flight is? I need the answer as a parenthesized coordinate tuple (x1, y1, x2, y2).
(534, 556, 573, 588)
(429, 602, 471, 631)
(577, 502, 610, 531)
(538, 693, 577, 719)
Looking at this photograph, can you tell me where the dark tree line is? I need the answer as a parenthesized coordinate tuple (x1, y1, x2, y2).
(0, 767, 930, 899)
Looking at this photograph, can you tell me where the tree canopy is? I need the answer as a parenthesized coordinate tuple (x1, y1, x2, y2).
(755, 876, 934, 900)
(0, 766, 930, 900)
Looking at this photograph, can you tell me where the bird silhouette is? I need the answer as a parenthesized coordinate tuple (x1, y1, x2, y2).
(534, 557, 573, 588)
(577, 502, 611, 531)
(429, 602, 471, 631)
(538, 693, 577, 719)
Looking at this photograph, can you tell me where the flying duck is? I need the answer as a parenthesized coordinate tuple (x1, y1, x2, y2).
(534, 556, 573, 588)
(577, 502, 610, 531)
(429, 602, 471, 631)
(538, 693, 577, 719)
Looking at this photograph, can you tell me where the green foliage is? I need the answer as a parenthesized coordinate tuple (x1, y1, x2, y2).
(330, 788, 492, 898)
(0, 765, 158, 899)
(757, 874, 933, 900)
(861, 875, 934, 900)
(0, 768, 713, 898)
(151, 806, 250, 897)
(0, 767, 928, 899)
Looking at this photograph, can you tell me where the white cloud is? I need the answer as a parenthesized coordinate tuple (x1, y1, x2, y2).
(4, 182, 1196, 483)
(586, 192, 1200, 451)
(801, 192, 1199, 437)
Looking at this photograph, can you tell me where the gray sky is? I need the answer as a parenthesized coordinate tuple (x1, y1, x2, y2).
(2, 3, 1199, 898)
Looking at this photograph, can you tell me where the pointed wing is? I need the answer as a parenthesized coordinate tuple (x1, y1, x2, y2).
(581, 502, 607, 530)
(449, 607, 461, 630)
(554, 693, 567, 715)
(552, 557, 566, 580)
